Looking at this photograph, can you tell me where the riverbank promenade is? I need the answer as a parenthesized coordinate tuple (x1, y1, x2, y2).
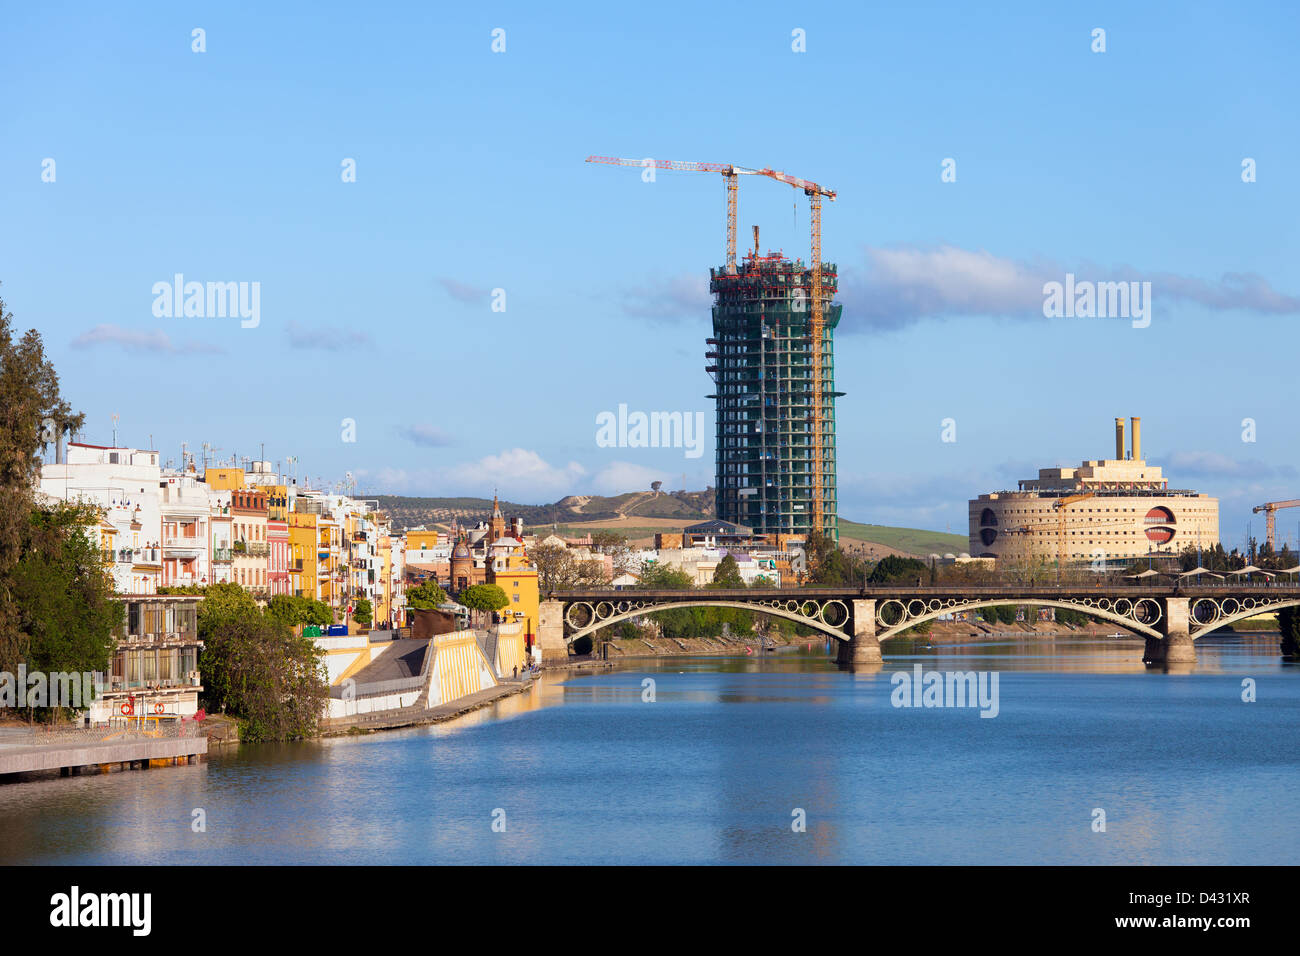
(0, 723, 207, 780)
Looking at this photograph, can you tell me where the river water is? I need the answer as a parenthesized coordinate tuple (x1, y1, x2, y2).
(2, 634, 1296, 865)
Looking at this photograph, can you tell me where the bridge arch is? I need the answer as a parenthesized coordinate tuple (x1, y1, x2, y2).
(561, 599, 848, 647)
(875, 598, 1161, 641)
(1187, 596, 1300, 640)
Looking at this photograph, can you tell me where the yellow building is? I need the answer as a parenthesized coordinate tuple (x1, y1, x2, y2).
(405, 529, 443, 551)
(203, 467, 245, 491)
(970, 417, 1220, 563)
(289, 510, 342, 610)
(485, 535, 539, 645)
(288, 515, 319, 601)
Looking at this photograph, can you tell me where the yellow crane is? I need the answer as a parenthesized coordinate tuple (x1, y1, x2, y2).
(585, 155, 837, 534)
(1252, 498, 1300, 550)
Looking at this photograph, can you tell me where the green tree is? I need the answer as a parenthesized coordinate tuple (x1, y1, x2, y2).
(353, 597, 373, 625)
(199, 609, 327, 742)
(711, 554, 745, 588)
(636, 562, 695, 590)
(1280, 606, 1300, 659)
(868, 555, 928, 584)
(10, 502, 121, 719)
(460, 583, 509, 612)
(195, 584, 328, 741)
(406, 580, 448, 609)
(0, 292, 88, 679)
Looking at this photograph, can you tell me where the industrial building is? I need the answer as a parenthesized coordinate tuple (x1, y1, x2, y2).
(969, 417, 1219, 564)
(707, 240, 842, 541)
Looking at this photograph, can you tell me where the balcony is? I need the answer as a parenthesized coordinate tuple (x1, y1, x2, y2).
(164, 536, 203, 553)
(212, 547, 233, 563)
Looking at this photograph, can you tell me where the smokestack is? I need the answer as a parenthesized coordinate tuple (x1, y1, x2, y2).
(1115, 418, 1126, 460)
(1130, 416, 1142, 461)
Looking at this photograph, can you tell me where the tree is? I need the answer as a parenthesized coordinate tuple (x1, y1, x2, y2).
(590, 530, 626, 551)
(1280, 606, 1300, 659)
(651, 481, 663, 494)
(0, 292, 88, 680)
(711, 554, 745, 588)
(867, 555, 928, 584)
(406, 580, 447, 609)
(353, 597, 372, 625)
(637, 561, 694, 590)
(10, 502, 121, 719)
(199, 606, 328, 742)
(266, 594, 332, 628)
(532, 543, 607, 591)
(460, 583, 509, 612)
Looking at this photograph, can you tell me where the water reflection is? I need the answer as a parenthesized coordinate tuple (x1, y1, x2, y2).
(0, 634, 1294, 865)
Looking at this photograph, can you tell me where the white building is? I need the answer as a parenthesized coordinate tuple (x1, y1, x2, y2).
(39, 442, 165, 594)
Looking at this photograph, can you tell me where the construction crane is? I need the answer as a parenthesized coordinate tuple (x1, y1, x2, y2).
(1000, 492, 1112, 582)
(585, 154, 837, 534)
(1252, 499, 1300, 549)
(585, 157, 750, 271)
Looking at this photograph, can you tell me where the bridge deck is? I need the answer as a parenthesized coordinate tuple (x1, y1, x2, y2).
(551, 584, 1300, 599)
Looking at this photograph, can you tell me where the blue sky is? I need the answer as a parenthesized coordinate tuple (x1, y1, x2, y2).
(3, 1, 1298, 547)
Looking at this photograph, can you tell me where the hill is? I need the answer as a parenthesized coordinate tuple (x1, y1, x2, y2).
(371, 489, 715, 531)
(372, 489, 968, 558)
(836, 519, 970, 557)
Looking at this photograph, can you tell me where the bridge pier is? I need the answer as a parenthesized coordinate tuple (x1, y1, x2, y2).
(538, 599, 570, 664)
(845, 599, 883, 669)
(1145, 597, 1196, 667)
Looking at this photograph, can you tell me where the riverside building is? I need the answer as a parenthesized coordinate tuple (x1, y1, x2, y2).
(969, 417, 1219, 563)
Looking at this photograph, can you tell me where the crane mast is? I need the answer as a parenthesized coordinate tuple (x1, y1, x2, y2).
(586, 154, 837, 535)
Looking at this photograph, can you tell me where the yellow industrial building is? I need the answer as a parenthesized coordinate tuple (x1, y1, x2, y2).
(969, 417, 1219, 564)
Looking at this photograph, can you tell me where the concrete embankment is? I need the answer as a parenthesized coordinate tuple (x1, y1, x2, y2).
(320, 676, 539, 736)
(0, 729, 207, 782)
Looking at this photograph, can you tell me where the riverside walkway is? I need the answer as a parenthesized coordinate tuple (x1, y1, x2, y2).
(0, 723, 206, 779)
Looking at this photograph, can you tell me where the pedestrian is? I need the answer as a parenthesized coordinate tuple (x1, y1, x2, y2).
(512, 665, 518, 680)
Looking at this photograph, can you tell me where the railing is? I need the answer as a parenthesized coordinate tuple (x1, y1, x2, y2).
(164, 536, 202, 550)
(212, 547, 233, 562)
(329, 674, 424, 700)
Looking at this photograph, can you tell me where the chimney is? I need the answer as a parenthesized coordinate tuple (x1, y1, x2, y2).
(1130, 416, 1142, 461)
(1114, 418, 1126, 461)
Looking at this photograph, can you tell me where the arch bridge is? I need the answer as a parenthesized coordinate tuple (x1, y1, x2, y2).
(540, 585, 1300, 668)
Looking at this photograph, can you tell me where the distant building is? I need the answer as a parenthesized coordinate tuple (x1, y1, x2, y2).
(91, 594, 203, 723)
(969, 417, 1220, 563)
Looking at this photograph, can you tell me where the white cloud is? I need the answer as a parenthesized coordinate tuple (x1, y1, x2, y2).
(70, 324, 224, 354)
(446, 449, 586, 499)
(837, 243, 1300, 332)
(589, 461, 674, 496)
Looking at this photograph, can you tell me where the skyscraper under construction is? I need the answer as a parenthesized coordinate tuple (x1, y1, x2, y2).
(706, 238, 841, 542)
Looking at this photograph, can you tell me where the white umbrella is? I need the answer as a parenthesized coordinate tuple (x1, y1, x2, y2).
(1125, 569, 1162, 578)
